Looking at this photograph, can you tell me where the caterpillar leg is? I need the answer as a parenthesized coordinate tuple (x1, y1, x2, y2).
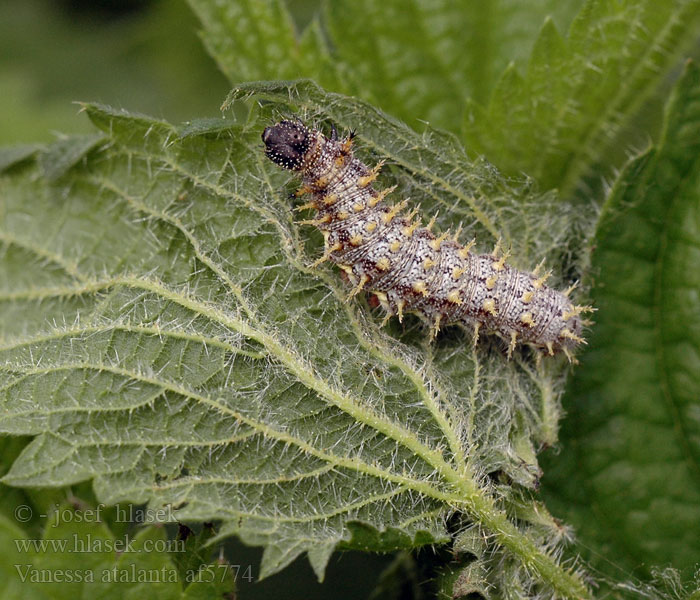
(311, 242, 342, 267)
(395, 299, 405, 323)
(373, 292, 394, 327)
(507, 330, 518, 359)
(346, 274, 369, 302)
(535, 349, 543, 369)
(430, 314, 442, 341)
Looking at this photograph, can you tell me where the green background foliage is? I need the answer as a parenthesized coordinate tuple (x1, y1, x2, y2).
(1, 0, 700, 598)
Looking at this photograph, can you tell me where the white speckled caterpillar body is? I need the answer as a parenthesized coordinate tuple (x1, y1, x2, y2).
(262, 120, 588, 358)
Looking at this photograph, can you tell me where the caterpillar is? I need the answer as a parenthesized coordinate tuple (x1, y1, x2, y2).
(262, 120, 590, 360)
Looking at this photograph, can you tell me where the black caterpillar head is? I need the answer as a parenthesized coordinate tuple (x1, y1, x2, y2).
(262, 120, 312, 170)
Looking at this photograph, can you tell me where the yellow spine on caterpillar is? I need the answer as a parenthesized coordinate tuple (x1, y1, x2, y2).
(262, 120, 591, 359)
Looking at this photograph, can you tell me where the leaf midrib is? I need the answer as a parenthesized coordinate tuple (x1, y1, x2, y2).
(86, 143, 470, 479)
(5, 354, 457, 500)
(1, 122, 595, 598)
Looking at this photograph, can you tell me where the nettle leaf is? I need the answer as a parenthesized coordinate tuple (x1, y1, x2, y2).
(187, 0, 698, 199)
(0, 86, 591, 596)
(463, 0, 700, 198)
(319, 0, 583, 128)
(0, 505, 235, 598)
(542, 62, 700, 581)
(187, 0, 327, 84)
(187, 0, 584, 132)
(0, 145, 42, 172)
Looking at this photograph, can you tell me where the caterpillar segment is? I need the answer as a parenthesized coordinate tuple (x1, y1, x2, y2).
(262, 120, 590, 359)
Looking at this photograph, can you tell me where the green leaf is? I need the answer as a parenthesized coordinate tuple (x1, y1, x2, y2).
(186, 0, 343, 95)
(463, 0, 700, 197)
(187, 0, 313, 83)
(169, 522, 217, 586)
(0, 88, 591, 596)
(188, 0, 584, 132)
(37, 134, 104, 182)
(444, 560, 490, 600)
(542, 61, 700, 580)
(623, 568, 700, 600)
(0, 503, 235, 598)
(321, 0, 583, 129)
(0, 145, 41, 173)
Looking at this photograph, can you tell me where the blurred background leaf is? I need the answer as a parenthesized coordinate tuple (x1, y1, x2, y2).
(188, 0, 585, 131)
(0, 0, 229, 143)
(541, 60, 700, 591)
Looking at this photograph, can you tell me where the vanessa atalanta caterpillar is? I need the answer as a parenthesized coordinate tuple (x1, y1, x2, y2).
(262, 120, 590, 359)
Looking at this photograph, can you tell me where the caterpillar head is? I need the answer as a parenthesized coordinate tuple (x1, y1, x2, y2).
(262, 120, 312, 170)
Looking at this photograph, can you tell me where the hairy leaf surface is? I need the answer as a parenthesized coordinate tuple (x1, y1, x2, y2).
(0, 90, 590, 596)
(187, 0, 584, 132)
(188, 0, 700, 203)
(0, 505, 235, 598)
(463, 0, 700, 197)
